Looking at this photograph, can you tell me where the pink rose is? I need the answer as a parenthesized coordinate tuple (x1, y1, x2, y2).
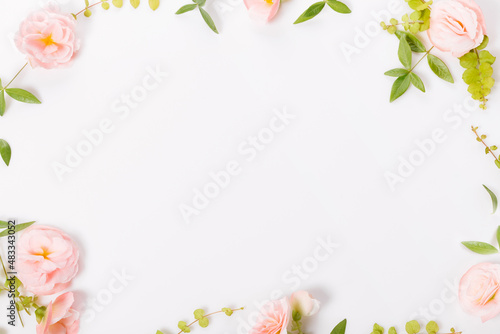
(17, 225, 79, 296)
(243, 0, 281, 22)
(37, 292, 80, 334)
(459, 262, 500, 322)
(290, 291, 320, 317)
(427, 0, 487, 57)
(15, 6, 80, 69)
(250, 298, 290, 334)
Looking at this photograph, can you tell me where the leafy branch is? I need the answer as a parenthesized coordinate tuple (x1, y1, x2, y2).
(471, 126, 500, 169)
(75, 0, 160, 18)
(156, 307, 243, 334)
(294, 0, 351, 25)
(176, 0, 218, 34)
(1, 64, 41, 117)
(370, 321, 460, 334)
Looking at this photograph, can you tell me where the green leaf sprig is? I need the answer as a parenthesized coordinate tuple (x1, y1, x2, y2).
(176, 0, 218, 34)
(459, 36, 495, 110)
(1, 64, 41, 117)
(471, 126, 500, 169)
(380, 0, 432, 34)
(74, 0, 160, 18)
(294, 0, 351, 25)
(370, 321, 460, 334)
(462, 226, 500, 255)
(156, 307, 243, 334)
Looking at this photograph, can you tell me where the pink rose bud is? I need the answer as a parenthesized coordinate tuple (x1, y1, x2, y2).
(37, 292, 80, 334)
(459, 262, 500, 322)
(17, 225, 79, 296)
(427, 0, 487, 58)
(15, 6, 80, 69)
(290, 291, 320, 317)
(243, 0, 281, 22)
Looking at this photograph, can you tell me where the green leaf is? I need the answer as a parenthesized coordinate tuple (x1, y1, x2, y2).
(0, 221, 9, 228)
(405, 320, 420, 334)
(330, 319, 347, 334)
(373, 324, 384, 334)
(222, 307, 233, 316)
(294, 2, 326, 24)
(199, 7, 218, 34)
(193, 309, 205, 319)
(102, 2, 110, 9)
(0, 139, 11, 166)
(112, 0, 124, 7)
(384, 68, 409, 77)
(496, 160, 500, 169)
(0, 89, 5, 117)
(5, 88, 41, 104)
(199, 317, 209, 328)
(398, 37, 412, 69)
(395, 31, 426, 53)
(427, 54, 454, 83)
(463, 68, 480, 85)
(483, 185, 498, 214)
(390, 74, 411, 102)
(477, 36, 489, 50)
(326, 0, 351, 14)
(462, 241, 498, 255)
(389, 327, 397, 334)
(410, 73, 425, 92)
(459, 52, 478, 68)
(0, 221, 36, 237)
(425, 321, 439, 334)
(479, 62, 493, 78)
(176, 4, 197, 14)
(193, 0, 206, 5)
(497, 226, 500, 247)
(149, 0, 159, 10)
(130, 0, 140, 8)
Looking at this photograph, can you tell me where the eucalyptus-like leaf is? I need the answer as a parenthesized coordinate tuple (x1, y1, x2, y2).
(0, 139, 11, 166)
(405, 320, 420, 334)
(395, 30, 426, 53)
(0, 221, 36, 237)
(385, 69, 409, 77)
(5, 88, 41, 104)
(294, 2, 326, 24)
(410, 73, 425, 92)
(176, 4, 197, 14)
(326, 0, 351, 14)
(425, 321, 439, 334)
(398, 37, 412, 69)
(199, 7, 218, 34)
(390, 74, 411, 102)
(112, 0, 124, 7)
(130, 0, 140, 8)
(427, 54, 454, 83)
(483, 184, 498, 214)
(149, 0, 160, 10)
(330, 319, 347, 334)
(462, 241, 498, 255)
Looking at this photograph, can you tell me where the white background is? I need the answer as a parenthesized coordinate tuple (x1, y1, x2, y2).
(1, 0, 500, 333)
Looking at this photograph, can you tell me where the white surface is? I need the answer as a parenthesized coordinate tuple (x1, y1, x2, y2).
(1, 0, 500, 333)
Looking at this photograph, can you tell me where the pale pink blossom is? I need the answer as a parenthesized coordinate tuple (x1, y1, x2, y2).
(427, 0, 487, 58)
(17, 225, 79, 296)
(459, 262, 500, 322)
(15, 6, 80, 69)
(250, 298, 290, 334)
(290, 291, 320, 317)
(243, 0, 281, 22)
(37, 292, 80, 334)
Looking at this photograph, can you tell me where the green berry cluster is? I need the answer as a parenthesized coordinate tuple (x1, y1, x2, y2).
(459, 37, 496, 109)
(371, 321, 458, 334)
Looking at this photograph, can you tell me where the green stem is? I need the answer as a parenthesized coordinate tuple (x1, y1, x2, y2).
(0, 254, 24, 327)
(176, 308, 243, 334)
(74, 1, 106, 17)
(471, 126, 499, 162)
(293, 319, 304, 334)
(1, 62, 28, 92)
(410, 46, 434, 73)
